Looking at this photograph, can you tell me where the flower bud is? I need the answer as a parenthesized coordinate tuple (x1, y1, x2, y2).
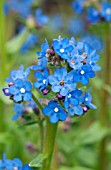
(2, 87, 10, 96)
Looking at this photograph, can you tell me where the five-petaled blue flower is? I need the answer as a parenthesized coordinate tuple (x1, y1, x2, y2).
(100, 2, 111, 21)
(71, 0, 85, 14)
(6, 65, 30, 83)
(64, 89, 83, 116)
(48, 68, 76, 96)
(53, 38, 74, 59)
(67, 49, 84, 70)
(82, 88, 96, 109)
(74, 64, 95, 85)
(42, 101, 67, 124)
(35, 8, 49, 26)
(9, 79, 32, 102)
(86, 7, 100, 24)
(34, 69, 49, 90)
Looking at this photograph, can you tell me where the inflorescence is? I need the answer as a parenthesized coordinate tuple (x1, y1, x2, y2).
(3, 36, 100, 124)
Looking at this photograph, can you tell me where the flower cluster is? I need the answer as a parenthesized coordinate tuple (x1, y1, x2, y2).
(3, 36, 100, 124)
(72, 1, 111, 23)
(0, 153, 32, 170)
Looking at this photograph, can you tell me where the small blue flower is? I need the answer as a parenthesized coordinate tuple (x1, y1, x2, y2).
(12, 103, 24, 120)
(20, 34, 38, 53)
(35, 8, 49, 26)
(34, 69, 49, 90)
(8, 0, 33, 18)
(22, 164, 33, 170)
(100, 2, 111, 21)
(9, 79, 32, 102)
(82, 88, 96, 109)
(67, 49, 84, 70)
(74, 64, 95, 85)
(0, 153, 22, 170)
(37, 40, 49, 59)
(68, 17, 85, 35)
(42, 101, 67, 124)
(6, 65, 30, 83)
(71, 0, 85, 14)
(86, 7, 100, 24)
(53, 38, 74, 60)
(48, 68, 76, 96)
(64, 89, 83, 116)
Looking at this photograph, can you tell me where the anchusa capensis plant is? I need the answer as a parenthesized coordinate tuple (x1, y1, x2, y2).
(2, 36, 100, 169)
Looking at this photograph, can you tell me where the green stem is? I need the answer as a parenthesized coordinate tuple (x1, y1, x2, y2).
(0, 0, 7, 81)
(32, 93, 43, 112)
(41, 118, 58, 170)
(99, 23, 111, 170)
(38, 119, 44, 152)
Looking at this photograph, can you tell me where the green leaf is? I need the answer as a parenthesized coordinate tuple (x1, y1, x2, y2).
(6, 29, 29, 54)
(77, 122, 108, 145)
(29, 153, 47, 168)
(59, 166, 92, 170)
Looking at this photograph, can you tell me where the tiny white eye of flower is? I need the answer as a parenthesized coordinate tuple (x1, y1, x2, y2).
(54, 107, 59, 112)
(85, 98, 88, 101)
(89, 61, 92, 64)
(60, 48, 64, 53)
(43, 79, 46, 84)
(20, 88, 25, 93)
(106, 8, 111, 15)
(80, 70, 85, 75)
(68, 94, 71, 98)
(13, 167, 18, 170)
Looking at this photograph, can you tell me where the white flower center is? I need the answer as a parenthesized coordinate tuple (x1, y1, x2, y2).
(80, 70, 85, 75)
(89, 61, 92, 64)
(43, 79, 46, 84)
(68, 94, 71, 98)
(60, 48, 64, 53)
(20, 88, 25, 93)
(85, 98, 88, 101)
(54, 107, 59, 112)
(106, 8, 111, 15)
(13, 167, 18, 170)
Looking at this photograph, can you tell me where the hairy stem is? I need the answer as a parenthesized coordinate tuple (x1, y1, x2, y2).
(41, 118, 58, 170)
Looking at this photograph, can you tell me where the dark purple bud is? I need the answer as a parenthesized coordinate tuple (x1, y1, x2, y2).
(42, 88, 49, 95)
(8, 82, 14, 87)
(82, 106, 89, 113)
(58, 93, 63, 99)
(26, 143, 37, 153)
(2, 87, 10, 96)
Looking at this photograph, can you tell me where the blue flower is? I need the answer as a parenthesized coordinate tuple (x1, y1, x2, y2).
(6, 65, 30, 83)
(80, 34, 104, 52)
(86, 7, 100, 24)
(67, 49, 84, 70)
(86, 50, 101, 71)
(37, 40, 49, 59)
(48, 68, 76, 96)
(34, 69, 49, 90)
(8, 0, 33, 18)
(74, 64, 95, 85)
(100, 2, 111, 21)
(71, 0, 85, 14)
(9, 79, 32, 102)
(53, 38, 74, 60)
(82, 88, 96, 109)
(35, 8, 49, 26)
(42, 101, 67, 124)
(30, 40, 49, 70)
(68, 17, 85, 35)
(0, 153, 22, 170)
(64, 89, 83, 116)
(22, 164, 33, 170)
(20, 34, 38, 53)
(12, 103, 24, 120)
